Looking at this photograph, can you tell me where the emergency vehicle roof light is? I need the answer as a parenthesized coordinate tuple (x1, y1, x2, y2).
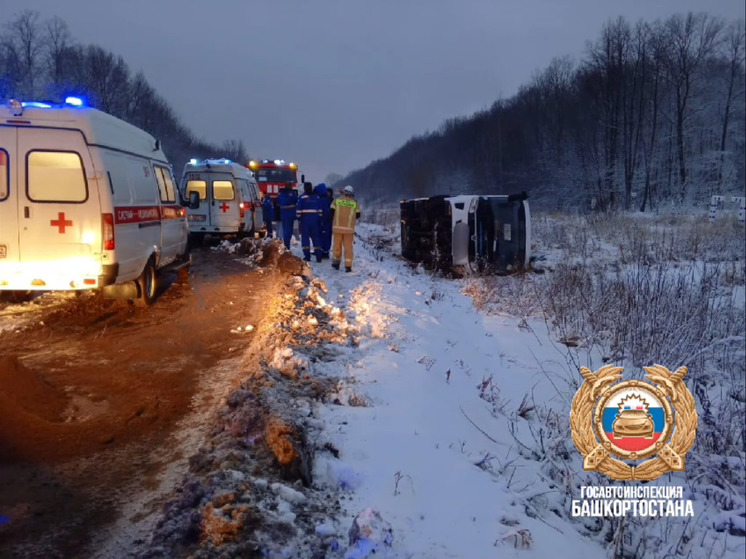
(7, 99, 23, 116)
(64, 96, 84, 107)
(22, 101, 52, 109)
(274, 159, 282, 165)
(248, 160, 258, 169)
(289, 162, 297, 170)
(189, 158, 198, 165)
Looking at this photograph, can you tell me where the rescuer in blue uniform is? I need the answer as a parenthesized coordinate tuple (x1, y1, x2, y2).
(261, 193, 275, 238)
(277, 184, 297, 249)
(324, 187, 334, 257)
(297, 182, 323, 262)
(313, 183, 333, 259)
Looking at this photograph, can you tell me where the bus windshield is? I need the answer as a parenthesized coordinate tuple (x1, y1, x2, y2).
(255, 168, 297, 183)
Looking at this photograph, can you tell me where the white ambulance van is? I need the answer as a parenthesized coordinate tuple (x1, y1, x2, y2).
(180, 159, 261, 239)
(0, 97, 198, 306)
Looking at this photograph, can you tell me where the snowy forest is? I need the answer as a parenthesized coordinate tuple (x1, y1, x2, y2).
(0, 10, 250, 173)
(1, 11, 744, 212)
(342, 13, 746, 212)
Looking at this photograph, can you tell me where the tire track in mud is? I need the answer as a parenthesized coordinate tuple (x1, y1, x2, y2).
(0, 241, 286, 558)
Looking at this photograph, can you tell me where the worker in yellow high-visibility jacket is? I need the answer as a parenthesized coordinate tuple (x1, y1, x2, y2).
(330, 185, 362, 272)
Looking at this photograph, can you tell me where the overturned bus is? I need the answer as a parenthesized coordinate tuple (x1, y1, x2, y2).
(400, 193, 530, 273)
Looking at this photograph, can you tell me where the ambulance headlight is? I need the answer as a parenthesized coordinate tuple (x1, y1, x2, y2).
(65, 96, 84, 107)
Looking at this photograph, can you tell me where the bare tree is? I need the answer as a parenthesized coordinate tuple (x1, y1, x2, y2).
(221, 139, 248, 164)
(44, 16, 70, 96)
(126, 71, 155, 127)
(639, 21, 665, 212)
(0, 37, 22, 99)
(3, 10, 44, 97)
(717, 19, 745, 188)
(80, 45, 130, 115)
(661, 12, 724, 201)
(324, 172, 343, 186)
(584, 18, 628, 210)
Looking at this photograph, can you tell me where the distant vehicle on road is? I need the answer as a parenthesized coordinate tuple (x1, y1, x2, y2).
(400, 193, 531, 274)
(0, 97, 197, 306)
(180, 158, 261, 240)
(247, 159, 302, 222)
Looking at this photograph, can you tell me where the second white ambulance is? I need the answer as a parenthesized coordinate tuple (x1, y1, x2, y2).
(180, 159, 261, 239)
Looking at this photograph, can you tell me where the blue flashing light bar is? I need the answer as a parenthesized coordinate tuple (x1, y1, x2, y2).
(64, 96, 84, 107)
(22, 101, 52, 109)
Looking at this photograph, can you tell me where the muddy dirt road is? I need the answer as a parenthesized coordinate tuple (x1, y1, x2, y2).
(0, 242, 285, 558)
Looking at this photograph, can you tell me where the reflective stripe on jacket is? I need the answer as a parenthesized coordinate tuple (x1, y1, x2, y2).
(297, 193, 322, 223)
(331, 196, 361, 233)
(277, 190, 297, 218)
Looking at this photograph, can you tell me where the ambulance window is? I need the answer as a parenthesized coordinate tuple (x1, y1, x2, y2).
(27, 151, 87, 203)
(186, 180, 206, 200)
(213, 180, 235, 201)
(162, 169, 177, 200)
(154, 165, 176, 203)
(0, 150, 8, 200)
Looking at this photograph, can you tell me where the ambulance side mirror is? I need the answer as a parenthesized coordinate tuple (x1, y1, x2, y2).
(301, 174, 305, 183)
(188, 191, 200, 209)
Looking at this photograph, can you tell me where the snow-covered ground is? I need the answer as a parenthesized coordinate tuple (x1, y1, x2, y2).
(266, 216, 745, 559)
(302, 231, 603, 558)
(132, 215, 743, 559)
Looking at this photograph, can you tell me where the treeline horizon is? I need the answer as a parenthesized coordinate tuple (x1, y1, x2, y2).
(0, 10, 249, 175)
(1, 11, 744, 213)
(340, 12, 745, 212)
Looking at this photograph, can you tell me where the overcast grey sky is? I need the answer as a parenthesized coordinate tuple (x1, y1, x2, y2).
(12, 0, 746, 182)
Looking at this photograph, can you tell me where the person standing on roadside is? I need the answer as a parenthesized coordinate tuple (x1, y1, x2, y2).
(277, 184, 297, 249)
(313, 183, 332, 260)
(330, 185, 361, 272)
(323, 187, 334, 258)
(261, 192, 275, 238)
(297, 182, 323, 262)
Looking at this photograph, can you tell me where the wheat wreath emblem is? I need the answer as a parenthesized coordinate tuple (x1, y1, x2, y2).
(569, 364, 698, 481)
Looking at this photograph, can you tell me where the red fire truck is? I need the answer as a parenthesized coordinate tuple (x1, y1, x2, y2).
(247, 159, 302, 223)
(247, 159, 301, 195)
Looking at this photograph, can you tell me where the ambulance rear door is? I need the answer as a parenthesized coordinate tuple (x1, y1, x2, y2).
(183, 171, 209, 232)
(16, 127, 103, 285)
(0, 127, 18, 273)
(210, 176, 240, 231)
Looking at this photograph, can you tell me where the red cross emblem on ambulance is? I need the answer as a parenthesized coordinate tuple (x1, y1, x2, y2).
(50, 212, 73, 234)
(219, 203, 230, 213)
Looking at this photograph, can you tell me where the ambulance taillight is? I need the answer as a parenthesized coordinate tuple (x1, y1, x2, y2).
(103, 213, 115, 250)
